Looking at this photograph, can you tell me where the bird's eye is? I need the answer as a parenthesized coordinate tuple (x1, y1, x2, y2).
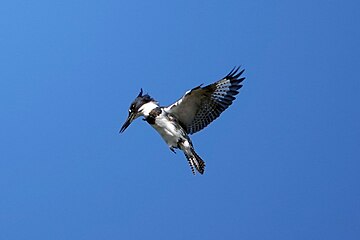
(129, 104, 135, 113)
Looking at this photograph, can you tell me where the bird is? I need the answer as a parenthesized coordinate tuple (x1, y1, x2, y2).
(119, 67, 245, 175)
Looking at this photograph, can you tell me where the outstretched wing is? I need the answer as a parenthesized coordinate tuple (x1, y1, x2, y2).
(164, 67, 245, 134)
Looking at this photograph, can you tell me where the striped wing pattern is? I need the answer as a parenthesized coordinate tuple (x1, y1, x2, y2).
(165, 67, 245, 134)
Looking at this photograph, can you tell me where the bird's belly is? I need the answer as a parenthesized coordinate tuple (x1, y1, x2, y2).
(151, 118, 183, 147)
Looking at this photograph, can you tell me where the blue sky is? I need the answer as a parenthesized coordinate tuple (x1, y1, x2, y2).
(1, 0, 359, 239)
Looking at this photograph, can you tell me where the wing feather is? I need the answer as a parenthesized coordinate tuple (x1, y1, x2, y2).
(165, 67, 245, 134)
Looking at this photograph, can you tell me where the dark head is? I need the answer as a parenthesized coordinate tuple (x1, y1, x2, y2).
(119, 88, 154, 133)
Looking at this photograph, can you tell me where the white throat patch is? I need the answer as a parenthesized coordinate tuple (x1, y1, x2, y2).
(139, 101, 159, 117)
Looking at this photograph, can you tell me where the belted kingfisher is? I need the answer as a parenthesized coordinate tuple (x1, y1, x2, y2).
(119, 67, 245, 175)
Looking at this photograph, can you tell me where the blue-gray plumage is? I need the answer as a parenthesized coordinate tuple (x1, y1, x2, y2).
(119, 67, 245, 175)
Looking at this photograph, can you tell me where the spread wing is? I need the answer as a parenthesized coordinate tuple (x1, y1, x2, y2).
(164, 67, 245, 134)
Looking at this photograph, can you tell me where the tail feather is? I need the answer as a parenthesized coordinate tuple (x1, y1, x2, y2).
(184, 148, 205, 175)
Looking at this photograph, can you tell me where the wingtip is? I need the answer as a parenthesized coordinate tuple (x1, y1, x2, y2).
(226, 66, 245, 80)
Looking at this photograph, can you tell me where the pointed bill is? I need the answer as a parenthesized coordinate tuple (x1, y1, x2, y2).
(119, 112, 136, 133)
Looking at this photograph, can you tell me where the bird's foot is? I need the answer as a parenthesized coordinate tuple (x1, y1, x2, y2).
(169, 147, 176, 154)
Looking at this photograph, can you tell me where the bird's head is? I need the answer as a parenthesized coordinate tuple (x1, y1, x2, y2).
(119, 88, 154, 133)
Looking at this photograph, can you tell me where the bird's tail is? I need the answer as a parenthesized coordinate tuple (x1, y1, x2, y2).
(184, 148, 205, 175)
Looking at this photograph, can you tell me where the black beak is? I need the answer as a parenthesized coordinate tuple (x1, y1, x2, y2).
(119, 112, 136, 133)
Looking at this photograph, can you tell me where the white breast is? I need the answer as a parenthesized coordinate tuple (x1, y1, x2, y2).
(152, 113, 183, 148)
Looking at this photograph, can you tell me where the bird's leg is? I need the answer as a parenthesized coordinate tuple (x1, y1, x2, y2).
(169, 147, 176, 154)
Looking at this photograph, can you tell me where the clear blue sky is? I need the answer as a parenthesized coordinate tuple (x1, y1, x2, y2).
(1, 0, 359, 239)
